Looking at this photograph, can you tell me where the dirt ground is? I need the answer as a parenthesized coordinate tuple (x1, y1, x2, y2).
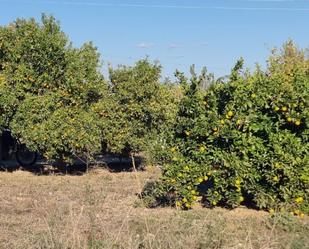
(0, 166, 308, 249)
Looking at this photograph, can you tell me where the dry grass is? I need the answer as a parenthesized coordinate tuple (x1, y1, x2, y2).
(0, 166, 308, 249)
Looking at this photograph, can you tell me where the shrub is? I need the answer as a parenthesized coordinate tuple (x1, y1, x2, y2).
(150, 41, 309, 215)
(0, 14, 108, 162)
(0, 15, 179, 164)
(99, 59, 179, 161)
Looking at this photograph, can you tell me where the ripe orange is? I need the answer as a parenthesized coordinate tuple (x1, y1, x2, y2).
(197, 177, 203, 183)
(295, 197, 304, 204)
(227, 111, 234, 117)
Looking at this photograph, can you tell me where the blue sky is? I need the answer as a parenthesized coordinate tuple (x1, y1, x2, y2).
(1, 0, 308, 78)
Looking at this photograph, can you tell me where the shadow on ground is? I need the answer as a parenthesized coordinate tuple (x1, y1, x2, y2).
(0, 154, 145, 175)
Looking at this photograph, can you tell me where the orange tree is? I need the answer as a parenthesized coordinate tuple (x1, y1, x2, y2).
(0, 15, 109, 162)
(0, 15, 179, 164)
(145, 41, 309, 215)
(95, 59, 179, 164)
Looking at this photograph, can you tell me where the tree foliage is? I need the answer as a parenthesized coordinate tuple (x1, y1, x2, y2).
(0, 14, 108, 161)
(0, 15, 178, 162)
(149, 41, 309, 215)
(99, 59, 179, 156)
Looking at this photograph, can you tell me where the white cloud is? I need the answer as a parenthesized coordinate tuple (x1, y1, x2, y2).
(137, 42, 154, 49)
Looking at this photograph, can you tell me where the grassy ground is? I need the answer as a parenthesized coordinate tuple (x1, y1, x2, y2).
(0, 166, 308, 249)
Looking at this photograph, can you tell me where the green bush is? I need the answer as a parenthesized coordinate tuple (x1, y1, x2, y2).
(150, 41, 309, 215)
(99, 59, 179, 159)
(0, 14, 108, 162)
(0, 15, 179, 164)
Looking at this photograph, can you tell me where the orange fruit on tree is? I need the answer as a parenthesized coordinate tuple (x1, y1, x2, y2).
(227, 111, 234, 117)
(295, 120, 301, 126)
